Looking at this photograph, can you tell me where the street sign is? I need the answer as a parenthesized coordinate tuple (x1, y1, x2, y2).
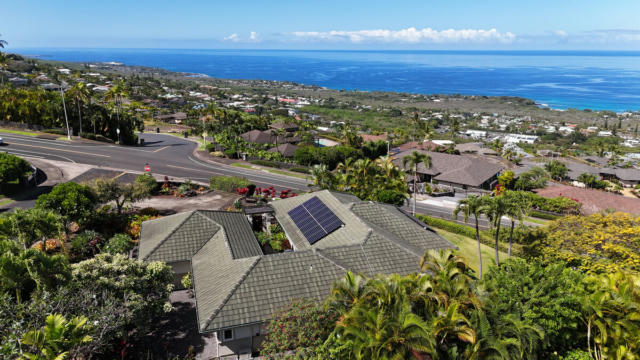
(144, 164, 150, 172)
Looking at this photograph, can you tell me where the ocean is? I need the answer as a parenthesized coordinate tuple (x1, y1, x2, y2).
(12, 48, 640, 112)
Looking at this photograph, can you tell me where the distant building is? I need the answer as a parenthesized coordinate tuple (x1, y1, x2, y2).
(598, 131, 613, 137)
(8, 77, 28, 86)
(503, 134, 538, 144)
(464, 130, 487, 139)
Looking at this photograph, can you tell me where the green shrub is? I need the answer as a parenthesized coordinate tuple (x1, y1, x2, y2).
(42, 129, 66, 135)
(181, 272, 193, 290)
(223, 149, 237, 159)
(205, 143, 216, 152)
(80, 132, 97, 140)
(209, 175, 252, 193)
(250, 159, 281, 168)
(289, 167, 310, 174)
(375, 189, 406, 206)
(530, 210, 560, 220)
(104, 233, 134, 254)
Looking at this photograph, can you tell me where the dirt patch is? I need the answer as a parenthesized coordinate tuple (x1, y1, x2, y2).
(133, 191, 239, 213)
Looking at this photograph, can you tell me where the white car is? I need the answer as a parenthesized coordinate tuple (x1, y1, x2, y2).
(0, 137, 3, 145)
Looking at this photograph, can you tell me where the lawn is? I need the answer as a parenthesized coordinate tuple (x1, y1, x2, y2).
(0, 128, 39, 136)
(0, 199, 14, 207)
(525, 216, 548, 225)
(433, 228, 512, 273)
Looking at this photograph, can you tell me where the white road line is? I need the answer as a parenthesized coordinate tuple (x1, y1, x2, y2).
(6, 142, 110, 157)
(2, 148, 76, 163)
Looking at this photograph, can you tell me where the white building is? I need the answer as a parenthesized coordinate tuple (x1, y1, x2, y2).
(465, 130, 487, 139)
(503, 134, 539, 144)
(598, 131, 613, 137)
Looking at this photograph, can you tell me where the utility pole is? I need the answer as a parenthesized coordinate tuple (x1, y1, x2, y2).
(59, 86, 71, 140)
(202, 115, 207, 148)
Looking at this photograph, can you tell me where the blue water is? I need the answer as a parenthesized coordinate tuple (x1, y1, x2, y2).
(12, 48, 640, 111)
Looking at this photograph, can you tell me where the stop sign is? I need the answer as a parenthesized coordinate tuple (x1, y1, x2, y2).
(144, 164, 150, 172)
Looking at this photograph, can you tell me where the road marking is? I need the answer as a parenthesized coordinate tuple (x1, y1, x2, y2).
(167, 164, 209, 172)
(8, 143, 111, 157)
(112, 171, 127, 179)
(153, 146, 170, 153)
(2, 148, 76, 163)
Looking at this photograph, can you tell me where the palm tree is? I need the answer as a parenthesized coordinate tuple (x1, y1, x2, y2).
(403, 151, 431, 216)
(269, 127, 286, 155)
(484, 196, 509, 267)
(453, 195, 488, 278)
(310, 164, 336, 190)
(450, 117, 460, 139)
(325, 271, 366, 315)
(104, 81, 129, 142)
(0, 34, 7, 49)
(21, 313, 92, 360)
(66, 82, 90, 134)
(503, 191, 530, 257)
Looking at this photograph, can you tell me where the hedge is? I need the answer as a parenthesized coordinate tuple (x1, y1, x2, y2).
(209, 175, 253, 193)
(289, 167, 310, 174)
(250, 159, 281, 168)
(529, 210, 561, 220)
(416, 214, 523, 256)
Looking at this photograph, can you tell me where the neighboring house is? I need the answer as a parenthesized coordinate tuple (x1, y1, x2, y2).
(391, 140, 443, 153)
(614, 168, 640, 187)
(156, 112, 187, 124)
(392, 150, 503, 190)
(267, 143, 298, 158)
(562, 159, 640, 187)
(455, 142, 498, 156)
(360, 133, 388, 142)
(268, 122, 299, 132)
(8, 77, 28, 86)
(138, 190, 455, 357)
(503, 134, 539, 144)
(464, 130, 487, 139)
(535, 184, 640, 215)
(240, 130, 300, 145)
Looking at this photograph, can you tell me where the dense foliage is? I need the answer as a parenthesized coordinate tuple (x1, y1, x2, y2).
(209, 175, 253, 193)
(529, 212, 640, 273)
(0, 152, 32, 192)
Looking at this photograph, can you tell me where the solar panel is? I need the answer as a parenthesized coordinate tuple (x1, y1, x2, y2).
(288, 196, 343, 244)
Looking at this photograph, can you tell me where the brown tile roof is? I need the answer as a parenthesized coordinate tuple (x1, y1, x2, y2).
(268, 123, 299, 131)
(535, 184, 640, 215)
(393, 140, 443, 152)
(361, 133, 388, 142)
(267, 143, 299, 157)
(393, 150, 503, 187)
(240, 130, 300, 145)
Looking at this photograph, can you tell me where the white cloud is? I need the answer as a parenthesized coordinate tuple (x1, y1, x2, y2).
(249, 31, 258, 41)
(291, 27, 516, 44)
(223, 33, 239, 42)
(553, 30, 567, 38)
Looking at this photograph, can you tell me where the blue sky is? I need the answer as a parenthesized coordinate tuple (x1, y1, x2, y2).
(5, 0, 640, 49)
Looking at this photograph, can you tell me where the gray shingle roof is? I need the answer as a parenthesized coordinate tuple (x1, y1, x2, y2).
(141, 190, 456, 334)
(139, 210, 262, 263)
(270, 190, 370, 250)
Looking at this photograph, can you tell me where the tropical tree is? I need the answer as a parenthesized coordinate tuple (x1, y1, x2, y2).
(502, 191, 531, 257)
(310, 164, 337, 191)
(20, 313, 92, 360)
(35, 182, 97, 235)
(450, 116, 461, 139)
(91, 174, 155, 214)
(66, 82, 91, 134)
(0, 208, 62, 249)
(403, 151, 431, 216)
(483, 195, 509, 267)
(453, 195, 489, 278)
(0, 34, 7, 49)
(104, 81, 129, 142)
(545, 160, 568, 181)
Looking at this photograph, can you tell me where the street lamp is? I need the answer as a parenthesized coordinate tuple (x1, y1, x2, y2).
(59, 86, 71, 140)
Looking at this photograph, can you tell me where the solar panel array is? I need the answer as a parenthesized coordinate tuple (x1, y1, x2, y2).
(288, 196, 343, 245)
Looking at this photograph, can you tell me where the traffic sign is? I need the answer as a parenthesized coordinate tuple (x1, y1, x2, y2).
(144, 164, 150, 172)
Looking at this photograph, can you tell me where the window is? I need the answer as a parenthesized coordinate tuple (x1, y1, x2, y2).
(222, 329, 233, 341)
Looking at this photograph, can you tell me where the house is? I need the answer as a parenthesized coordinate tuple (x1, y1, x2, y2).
(392, 140, 443, 153)
(360, 133, 388, 143)
(392, 150, 503, 190)
(267, 143, 298, 158)
(535, 184, 640, 215)
(156, 112, 187, 124)
(138, 191, 455, 357)
(455, 142, 498, 156)
(8, 77, 28, 86)
(239, 130, 300, 145)
(503, 134, 538, 144)
(268, 122, 299, 132)
(598, 131, 613, 137)
(464, 130, 487, 139)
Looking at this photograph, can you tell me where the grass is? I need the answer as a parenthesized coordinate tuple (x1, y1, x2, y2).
(0, 199, 14, 206)
(0, 128, 39, 136)
(433, 228, 512, 273)
(525, 216, 548, 225)
(231, 163, 309, 180)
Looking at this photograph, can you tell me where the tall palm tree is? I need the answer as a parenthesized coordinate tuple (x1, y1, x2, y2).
(453, 195, 488, 278)
(310, 164, 336, 190)
(269, 127, 286, 155)
(104, 81, 129, 141)
(66, 82, 90, 134)
(503, 191, 530, 257)
(450, 117, 460, 139)
(484, 196, 509, 267)
(325, 271, 366, 315)
(0, 34, 7, 49)
(403, 151, 431, 215)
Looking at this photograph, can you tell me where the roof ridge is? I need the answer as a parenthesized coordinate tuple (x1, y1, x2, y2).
(202, 255, 262, 332)
(142, 211, 197, 261)
(314, 248, 349, 272)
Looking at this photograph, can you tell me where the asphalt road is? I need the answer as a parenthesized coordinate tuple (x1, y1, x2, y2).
(0, 132, 311, 191)
(0, 131, 528, 227)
